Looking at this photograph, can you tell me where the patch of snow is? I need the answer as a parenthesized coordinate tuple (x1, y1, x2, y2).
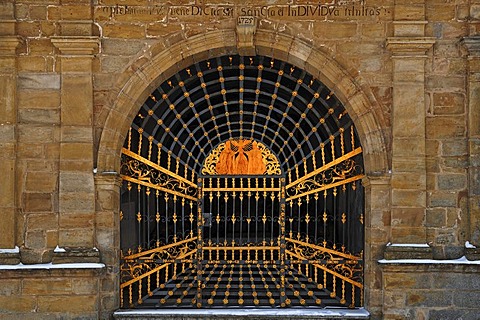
(93, 168, 98, 174)
(0, 246, 19, 254)
(465, 241, 476, 249)
(114, 307, 370, 318)
(386, 243, 430, 248)
(378, 256, 480, 265)
(0, 262, 105, 270)
(54, 245, 66, 253)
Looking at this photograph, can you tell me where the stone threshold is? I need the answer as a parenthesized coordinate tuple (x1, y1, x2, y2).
(113, 308, 370, 319)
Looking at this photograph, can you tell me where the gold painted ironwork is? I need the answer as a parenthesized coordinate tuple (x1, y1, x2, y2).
(202, 139, 281, 175)
(120, 55, 365, 310)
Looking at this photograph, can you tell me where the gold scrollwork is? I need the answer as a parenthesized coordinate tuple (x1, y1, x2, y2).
(202, 140, 281, 175)
(121, 153, 197, 198)
(286, 159, 363, 198)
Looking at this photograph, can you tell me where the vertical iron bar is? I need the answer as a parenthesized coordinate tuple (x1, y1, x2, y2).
(323, 190, 327, 247)
(137, 184, 142, 251)
(279, 178, 286, 307)
(333, 187, 337, 249)
(208, 179, 213, 243)
(216, 179, 220, 244)
(164, 193, 169, 243)
(181, 198, 185, 241)
(270, 178, 275, 241)
(156, 190, 160, 247)
(239, 178, 244, 245)
(314, 193, 319, 243)
(196, 178, 204, 308)
(146, 188, 150, 248)
(224, 178, 228, 243)
(173, 195, 177, 242)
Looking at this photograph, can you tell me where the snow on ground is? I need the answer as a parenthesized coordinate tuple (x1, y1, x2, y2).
(0, 246, 20, 254)
(378, 256, 480, 264)
(0, 262, 105, 270)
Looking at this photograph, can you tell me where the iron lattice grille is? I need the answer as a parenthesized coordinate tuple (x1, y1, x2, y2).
(119, 55, 364, 309)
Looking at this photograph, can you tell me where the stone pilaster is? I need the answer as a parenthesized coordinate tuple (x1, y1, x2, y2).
(95, 172, 122, 317)
(363, 176, 390, 318)
(386, 36, 434, 247)
(462, 37, 480, 253)
(386, 3, 435, 257)
(51, 37, 99, 261)
(0, 37, 22, 262)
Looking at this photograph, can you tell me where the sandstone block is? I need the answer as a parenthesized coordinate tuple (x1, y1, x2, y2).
(59, 21, 94, 37)
(26, 213, 57, 231)
(58, 228, 94, 247)
(426, 116, 466, 139)
(17, 89, 60, 109)
(428, 191, 457, 207)
(59, 213, 94, 229)
(384, 273, 432, 290)
(23, 278, 72, 295)
(0, 207, 15, 248)
(24, 192, 53, 212)
(0, 3, 14, 19)
(61, 75, 93, 126)
(442, 139, 468, 157)
(72, 278, 98, 295)
(433, 92, 465, 115)
(437, 173, 467, 190)
(17, 56, 47, 72)
(25, 230, 47, 249)
(18, 73, 60, 90)
(59, 192, 95, 213)
(391, 226, 427, 243)
(313, 22, 358, 39)
(391, 207, 425, 227)
(425, 208, 446, 228)
(392, 189, 426, 207)
(103, 23, 146, 39)
(0, 296, 36, 313)
(0, 75, 16, 123)
(25, 171, 57, 192)
(37, 295, 97, 313)
(18, 108, 60, 125)
(60, 143, 93, 161)
(0, 280, 21, 296)
(30, 5, 47, 20)
(59, 172, 94, 193)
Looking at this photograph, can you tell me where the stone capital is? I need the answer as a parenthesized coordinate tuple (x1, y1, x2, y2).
(386, 37, 435, 57)
(94, 171, 123, 187)
(461, 36, 480, 57)
(0, 36, 23, 55)
(51, 36, 99, 56)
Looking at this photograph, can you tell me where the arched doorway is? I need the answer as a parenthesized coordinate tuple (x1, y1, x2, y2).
(119, 55, 364, 309)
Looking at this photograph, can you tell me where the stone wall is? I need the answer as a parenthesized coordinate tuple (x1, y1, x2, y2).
(0, 0, 479, 319)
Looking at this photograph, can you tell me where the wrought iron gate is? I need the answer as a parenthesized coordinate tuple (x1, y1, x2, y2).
(119, 54, 364, 309)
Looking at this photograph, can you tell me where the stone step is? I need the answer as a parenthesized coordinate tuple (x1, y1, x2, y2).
(113, 308, 371, 320)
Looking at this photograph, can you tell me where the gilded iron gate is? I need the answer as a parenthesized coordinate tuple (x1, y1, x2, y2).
(119, 55, 364, 309)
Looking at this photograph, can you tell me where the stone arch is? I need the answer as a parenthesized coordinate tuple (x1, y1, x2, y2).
(96, 29, 388, 176)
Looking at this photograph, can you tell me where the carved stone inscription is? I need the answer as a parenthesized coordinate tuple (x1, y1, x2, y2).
(99, 3, 391, 21)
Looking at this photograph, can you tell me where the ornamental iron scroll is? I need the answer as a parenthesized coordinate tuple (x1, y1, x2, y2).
(202, 139, 281, 175)
(121, 150, 197, 200)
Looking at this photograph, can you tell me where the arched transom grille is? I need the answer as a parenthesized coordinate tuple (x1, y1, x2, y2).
(127, 55, 359, 182)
